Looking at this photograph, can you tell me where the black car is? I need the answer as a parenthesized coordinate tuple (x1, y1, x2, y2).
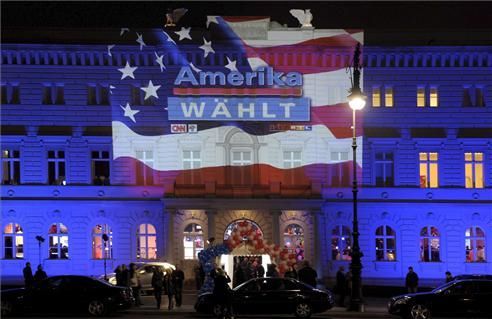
(1, 275, 133, 317)
(195, 277, 334, 318)
(388, 279, 492, 319)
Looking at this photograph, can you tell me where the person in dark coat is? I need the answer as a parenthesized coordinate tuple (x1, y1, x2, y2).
(119, 264, 130, 287)
(151, 267, 164, 309)
(172, 266, 185, 307)
(129, 263, 142, 306)
(298, 261, 317, 287)
(163, 270, 175, 310)
(33, 264, 47, 283)
(284, 266, 298, 279)
(335, 266, 347, 306)
(23, 262, 34, 289)
(266, 264, 279, 277)
(445, 271, 453, 283)
(212, 268, 233, 318)
(405, 266, 419, 293)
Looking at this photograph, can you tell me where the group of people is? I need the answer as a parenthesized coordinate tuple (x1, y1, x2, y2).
(334, 266, 353, 307)
(406, 267, 456, 293)
(150, 265, 185, 310)
(232, 257, 265, 287)
(23, 262, 48, 288)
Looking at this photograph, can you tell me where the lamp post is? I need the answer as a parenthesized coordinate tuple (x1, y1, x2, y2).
(347, 43, 365, 312)
(35, 235, 45, 266)
(102, 233, 109, 281)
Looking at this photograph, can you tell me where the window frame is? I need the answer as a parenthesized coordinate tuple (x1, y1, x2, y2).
(91, 150, 111, 185)
(47, 150, 66, 185)
(283, 223, 305, 261)
(48, 222, 69, 259)
(183, 223, 204, 260)
(465, 226, 486, 263)
(374, 151, 394, 186)
(419, 226, 441, 262)
(135, 150, 155, 186)
(3, 222, 24, 259)
(137, 223, 157, 260)
(331, 225, 352, 261)
(465, 152, 484, 189)
(2, 149, 21, 185)
(91, 224, 113, 260)
(375, 225, 397, 262)
(419, 152, 439, 188)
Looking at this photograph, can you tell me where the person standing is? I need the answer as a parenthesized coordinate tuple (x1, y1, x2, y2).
(129, 263, 142, 306)
(151, 267, 164, 309)
(120, 264, 130, 287)
(172, 265, 185, 307)
(164, 270, 175, 310)
(298, 261, 318, 288)
(23, 262, 34, 289)
(405, 266, 419, 293)
(445, 271, 453, 283)
(34, 264, 47, 283)
(266, 264, 279, 277)
(335, 266, 347, 307)
(284, 265, 298, 279)
(212, 268, 233, 318)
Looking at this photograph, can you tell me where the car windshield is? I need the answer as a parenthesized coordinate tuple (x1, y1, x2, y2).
(432, 281, 455, 293)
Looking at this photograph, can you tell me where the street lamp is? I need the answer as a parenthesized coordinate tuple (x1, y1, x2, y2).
(102, 233, 109, 281)
(347, 43, 365, 312)
(35, 235, 45, 266)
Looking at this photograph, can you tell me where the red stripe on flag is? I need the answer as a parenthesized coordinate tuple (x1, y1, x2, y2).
(173, 87, 303, 96)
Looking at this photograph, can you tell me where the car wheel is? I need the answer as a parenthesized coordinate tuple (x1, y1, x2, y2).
(295, 302, 312, 318)
(88, 300, 106, 317)
(410, 304, 431, 319)
(1, 300, 13, 317)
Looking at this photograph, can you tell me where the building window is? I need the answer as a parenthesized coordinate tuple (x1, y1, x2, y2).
(136, 151, 154, 185)
(2, 149, 20, 185)
(1, 83, 20, 104)
(283, 224, 304, 261)
(92, 224, 112, 259)
(331, 225, 352, 261)
(465, 152, 484, 188)
(330, 151, 350, 186)
(231, 150, 253, 185)
(48, 223, 69, 259)
(91, 150, 110, 185)
(375, 152, 394, 186)
(87, 84, 110, 106)
(223, 219, 263, 242)
(419, 152, 438, 188)
(429, 86, 439, 107)
(465, 226, 486, 262)
(475, 86, 485, 107)
(462, 86, 473, 107)
(42, 84, 65, 105)
(183, 223, 204, 260)
(47, 150, 66, 185)
(283, 151, 302, 185)
(463, 86, 485, 107)
(372, 86, 381, 107)
(3, 223, 23, 259)
(137, 223, 157, 260)
(417, 86, 426, 107)
(182, 150, 201, 184)
(375, 225, 396, 261)
(420, 226, 440, 262)
(384, 86, 393, 107)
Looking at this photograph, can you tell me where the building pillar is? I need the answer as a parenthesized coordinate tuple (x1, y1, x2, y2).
(271, 210, 282, 244)
(164, 208, 176, 263)
(311, 210, 322, 275)
(206, 210, 217, 241)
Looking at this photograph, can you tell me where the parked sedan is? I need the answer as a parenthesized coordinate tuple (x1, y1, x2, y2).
(104, 261, 175, 292)
(195, 277, 334, 318)
(1, 275, 133, 317)
(388, 279, 492, 319)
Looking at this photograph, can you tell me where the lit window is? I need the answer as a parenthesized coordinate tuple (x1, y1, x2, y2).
(3, 223, 23, 259)
(48, 223, 69, 259)
(223, 219, 263, 242)
(419, 152, 438, 188)
(375, 152, 394, 186)
(465, 152, 484, 189)
(137, 223, 157, 260)
(283, 224, 304, 261)
(429, 86, 438, 107)
(136, 151, 154, 185)
(375, 225, 396, 261)
(92, 224, 112, 259)
(417, 86, 426, 107)
(465, 227, 486, 262)
(420, 226, 440, 262)
(2, 149, 20, 185)
(372, 87, 381, 107)
(331, 225, 352, 261)
(47, 150, 66, 185)
(183, 223, 204, 260)
(385, 87, 393, 107)
(91, 150, 110, 185)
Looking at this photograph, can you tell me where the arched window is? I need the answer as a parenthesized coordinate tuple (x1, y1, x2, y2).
(465, 227, 486, 262)
(283, 224, 305, 261)
(48, 223, 68, 259)
(420, 226, 440, 262)
(137, 223, 157, 260)
(375, 225, 396, 261)
(223, 219, 263, 241)
(331, 225, 352, 261)
(183, 223, 203, 260)
(92, 224, 112, 259)
(3, 223, 23, 259)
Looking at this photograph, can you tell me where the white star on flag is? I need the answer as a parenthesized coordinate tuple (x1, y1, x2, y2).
(162, 31, 176, 45)
(206, 16, 219, 28)
(120, 28, 129, 36)
(141, 80, 161, 100)
(225, 56, 238, 72)
(136, 33, 146, 50)
(189, 63, 202, 73)
(175, 27, 192, 41)
(120, 103, 139, 123)
(199, 38, 215, 58)
(109, 85, 115, 94)
(107, 45, 115, 57)
(118, 62, 138, 80)
(154, 52, 166, 72)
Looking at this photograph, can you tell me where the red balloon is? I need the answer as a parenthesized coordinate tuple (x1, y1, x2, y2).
(288, 254, 296, 260)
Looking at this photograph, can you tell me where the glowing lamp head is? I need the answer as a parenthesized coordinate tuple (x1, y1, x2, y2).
(348, 89, 366, 111)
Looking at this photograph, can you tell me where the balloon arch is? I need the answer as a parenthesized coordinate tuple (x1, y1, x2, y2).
(198, 220, 297, 293)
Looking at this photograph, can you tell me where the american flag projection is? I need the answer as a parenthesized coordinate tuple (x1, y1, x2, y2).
(110, 16, 363, 192)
